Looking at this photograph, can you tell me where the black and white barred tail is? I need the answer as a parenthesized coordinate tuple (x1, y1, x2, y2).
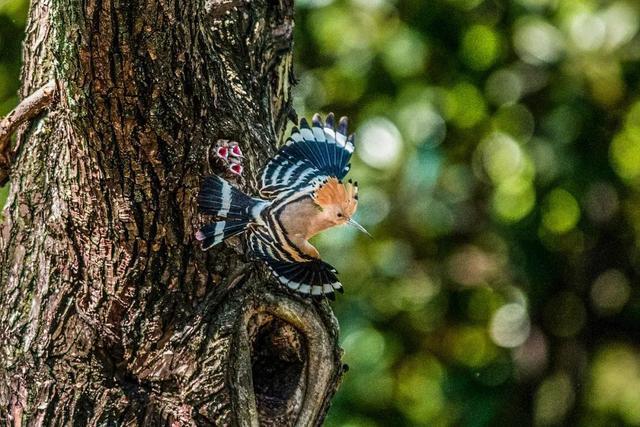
(196, 175, 266, 250)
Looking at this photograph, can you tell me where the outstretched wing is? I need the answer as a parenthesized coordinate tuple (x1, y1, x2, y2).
(247, 229, 344, 299)
(259, 113, 355, 199)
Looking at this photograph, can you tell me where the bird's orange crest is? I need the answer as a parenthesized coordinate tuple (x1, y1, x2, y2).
(313, 177, 358, 217)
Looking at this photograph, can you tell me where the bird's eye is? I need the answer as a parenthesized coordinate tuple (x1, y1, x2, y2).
(337, 213, 343, 218)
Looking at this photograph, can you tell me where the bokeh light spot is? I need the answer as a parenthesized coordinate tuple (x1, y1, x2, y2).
(490, 303, 531, 348)
(395, 356, 445, 423)
(513, 17, 564, 65)
(381, 27, 429, 78)
(602, 2, 639, 51)
(541, 188, 580, 234)
(513, 327, 548, 379)
(492, 176, 536, 222)
(590, 269, 630, 316)
(535, 372, 574, 425)
(530, 138, 559, 184)
(584, 182, 619, 223)
(448, 325, 495, 367)
(588, 344, 640, 425)
(355, 187, 390, 228)
(461, 25, 501, 71)
(342, 327, 386, 369)
(358, 117, 403, 169)
(444, 82, 487, 128)
(467, 286, 503, 322)
(610, 128, 640, 183)
(446, 245, 498, 286)
(372, 240, 412, 277)
(393, 278, 441, 313)
(485, 68, 523, 106)
(397, 102, 446, 147)
(478, 132, 525, 184)
(492, 104, 535, 142)
(568, 12, 606, 52)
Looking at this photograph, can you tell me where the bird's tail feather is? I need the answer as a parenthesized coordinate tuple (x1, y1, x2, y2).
(198, 175, 263, 219)
(197, 175, 267, 249)
(196, 219, 249, 250)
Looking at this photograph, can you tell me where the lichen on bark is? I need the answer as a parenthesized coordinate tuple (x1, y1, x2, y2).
(0, 0, 343, 425)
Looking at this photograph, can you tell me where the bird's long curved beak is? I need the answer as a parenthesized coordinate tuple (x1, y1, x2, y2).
(348, 218, 372, 238)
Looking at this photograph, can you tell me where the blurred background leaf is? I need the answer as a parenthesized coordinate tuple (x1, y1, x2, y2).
(3, 0, 640, 425)
(0, 0, 28, 215)
(294, 0, 640, 425)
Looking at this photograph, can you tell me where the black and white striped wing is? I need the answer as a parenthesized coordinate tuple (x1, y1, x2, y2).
(247, 230, 344, 299)
(259, 113, 355, 198)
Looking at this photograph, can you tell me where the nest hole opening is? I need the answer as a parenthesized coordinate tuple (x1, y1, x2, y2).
(249, 313, 307, 423)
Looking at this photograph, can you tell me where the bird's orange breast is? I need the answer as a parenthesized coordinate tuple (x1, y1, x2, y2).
(278, 197, 332, 240)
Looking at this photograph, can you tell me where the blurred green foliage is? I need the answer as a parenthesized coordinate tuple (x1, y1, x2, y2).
(3, 0, 640, 425)
(294, 0, 640, 425)
(0, 0, 27, 212)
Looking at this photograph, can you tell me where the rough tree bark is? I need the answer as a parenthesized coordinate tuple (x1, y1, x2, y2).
(0, 0, 344, 425)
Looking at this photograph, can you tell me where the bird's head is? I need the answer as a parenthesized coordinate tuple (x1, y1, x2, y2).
(312, 178, 370, 236)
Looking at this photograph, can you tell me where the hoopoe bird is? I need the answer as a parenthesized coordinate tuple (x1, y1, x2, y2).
(196, 113, 369, 299)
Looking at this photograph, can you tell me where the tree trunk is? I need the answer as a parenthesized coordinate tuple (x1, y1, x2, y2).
(0, 0, 343, 425)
